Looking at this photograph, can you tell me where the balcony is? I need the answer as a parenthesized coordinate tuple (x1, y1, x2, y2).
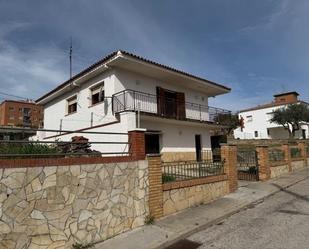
(112, 89, 231, 124)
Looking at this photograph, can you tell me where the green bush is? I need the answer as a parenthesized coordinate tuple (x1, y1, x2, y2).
(0, 143, 59, 158)
(290, 147, 301, 158)
(162, 174, 176, 183)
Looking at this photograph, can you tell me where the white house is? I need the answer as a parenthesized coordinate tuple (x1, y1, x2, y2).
(36, 50, 231, 161)
(234, 92, 309, 140)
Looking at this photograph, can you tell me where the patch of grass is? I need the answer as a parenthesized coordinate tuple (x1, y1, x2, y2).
(144, 215, 154, 225)
(72, 243, 95, 249)
(162, 174, 176, 183)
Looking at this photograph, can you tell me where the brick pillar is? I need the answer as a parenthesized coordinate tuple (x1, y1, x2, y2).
(147, 154, 163, 219)
(298, 141, 307, 167)
(128, 129, 146, 160)
(256, 146, 270, 181)
(282, 144, 291, 172)
(221, 144, 238, 193)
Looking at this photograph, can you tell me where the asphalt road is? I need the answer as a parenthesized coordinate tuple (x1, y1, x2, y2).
(188, 177, 309, 249)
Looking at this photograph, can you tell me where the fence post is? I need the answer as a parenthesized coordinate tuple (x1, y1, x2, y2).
(221, 144, 238, 193)
(297, 141, 307, 167)
(147, 154, 163, 219)
(128, 129, 146, 160)
(256, 145, 270, 181)
(282, 144, 291, 172)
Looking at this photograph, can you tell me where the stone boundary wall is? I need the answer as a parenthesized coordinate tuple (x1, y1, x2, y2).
(270, 164, 289, 179)
(163, 179, 229, 216)
(291, 159, 306, 171)
(0, 160, 149, 249)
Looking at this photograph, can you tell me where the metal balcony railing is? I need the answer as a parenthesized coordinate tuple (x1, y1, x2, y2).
(112, 89, 231, 124)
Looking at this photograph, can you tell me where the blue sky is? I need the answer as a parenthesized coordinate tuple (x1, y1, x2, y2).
(0, 0, 309, 111)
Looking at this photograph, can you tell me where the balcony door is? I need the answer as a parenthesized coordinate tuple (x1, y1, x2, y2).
(156, 87, 185, 120)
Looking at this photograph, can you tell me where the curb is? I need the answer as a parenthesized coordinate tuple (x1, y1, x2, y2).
(154, 174, 309, 249)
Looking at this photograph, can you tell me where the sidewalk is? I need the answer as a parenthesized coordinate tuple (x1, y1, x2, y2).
(95, 168, 309, 249)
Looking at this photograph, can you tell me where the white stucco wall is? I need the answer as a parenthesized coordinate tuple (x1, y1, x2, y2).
(234, 105, 309, 139)
(41, 67, 217, 154)
(141, 119, 212, 153)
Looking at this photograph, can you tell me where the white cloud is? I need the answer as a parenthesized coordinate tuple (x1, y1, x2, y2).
(0, 22, 68, 99)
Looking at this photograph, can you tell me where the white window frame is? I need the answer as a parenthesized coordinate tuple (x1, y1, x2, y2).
(90, 82, 104, 106)
(66, 95, 77, 115)
(246, 115, 253, 122)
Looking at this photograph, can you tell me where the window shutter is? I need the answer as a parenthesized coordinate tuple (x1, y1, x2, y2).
(156, 87, 165, 116)
(176, 92, 186, 120)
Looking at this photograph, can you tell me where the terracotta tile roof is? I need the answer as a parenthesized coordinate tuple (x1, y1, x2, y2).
(36, 50, 230, 103)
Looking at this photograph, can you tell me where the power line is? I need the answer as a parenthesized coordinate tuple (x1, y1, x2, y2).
(0, 91, 28, 100)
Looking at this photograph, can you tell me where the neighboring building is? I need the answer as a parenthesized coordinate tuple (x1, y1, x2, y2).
(0, 100, 43, 128)
(234, 92, 309, 139)
(36, 50, 231, 161)
(0, 100, 43, 140)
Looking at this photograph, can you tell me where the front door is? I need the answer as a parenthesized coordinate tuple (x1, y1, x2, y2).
(195, 135, 202, 161)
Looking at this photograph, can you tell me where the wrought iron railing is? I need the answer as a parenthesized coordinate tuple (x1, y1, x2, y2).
(290, 147, 302, 159)
(112, 89, 231, 123)
(268, 149, 285, 162)
(162, 160, 224, 183)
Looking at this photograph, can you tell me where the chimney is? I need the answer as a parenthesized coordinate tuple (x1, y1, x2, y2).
(273, 91, 299, 104)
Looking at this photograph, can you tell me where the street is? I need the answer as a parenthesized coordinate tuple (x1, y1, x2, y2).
(188, 177, 309, 249)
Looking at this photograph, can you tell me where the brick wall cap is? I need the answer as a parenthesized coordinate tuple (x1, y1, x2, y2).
(146, 153, 162, 157)
(128, 128, 147, 132)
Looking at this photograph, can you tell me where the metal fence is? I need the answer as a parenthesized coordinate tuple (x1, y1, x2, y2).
(0, 127, 129, 158)
(268, 149, 285, 162)
(290, 147, 302, 159)
(237, 150, 259, 181)
(112, 89, 231, 123)
(162, 160, 224, 183)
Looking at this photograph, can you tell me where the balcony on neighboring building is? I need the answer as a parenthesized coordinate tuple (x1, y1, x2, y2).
(112, 89, 231, 125)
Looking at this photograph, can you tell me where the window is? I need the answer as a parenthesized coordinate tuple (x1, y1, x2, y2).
(9, 115, 14, 120)
(246, 115, 253, 122)
(266, 112, 273, 120)
(254, 131, 258, 137)
(145, 134, 160, 154)
(90, 83, 104, 105)
(67, 96, 77, 114)
(9, 107, 14, 111)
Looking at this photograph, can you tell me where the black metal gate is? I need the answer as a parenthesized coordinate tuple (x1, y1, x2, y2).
(237, 150, 259, 181)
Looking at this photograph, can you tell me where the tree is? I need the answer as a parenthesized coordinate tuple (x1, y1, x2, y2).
(215, 113, 241, 136)
(270, 103, 309, 138)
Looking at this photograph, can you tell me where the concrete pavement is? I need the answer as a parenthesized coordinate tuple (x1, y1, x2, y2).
(95, 168, 309, 249)
(189, 171, 309, 248)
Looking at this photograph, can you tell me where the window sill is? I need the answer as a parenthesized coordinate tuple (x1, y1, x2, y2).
(65, 111, 77, 117)
(88, 101, 104, 108)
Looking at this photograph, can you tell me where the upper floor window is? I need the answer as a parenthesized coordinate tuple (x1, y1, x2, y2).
(90, 83, 104, 106)
(67, 96, 77, 114)
(9, 107, 14, 111)
(246, 115, 253, 122)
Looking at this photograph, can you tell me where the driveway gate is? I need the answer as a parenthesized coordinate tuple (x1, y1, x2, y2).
(237, 150, 259, 181)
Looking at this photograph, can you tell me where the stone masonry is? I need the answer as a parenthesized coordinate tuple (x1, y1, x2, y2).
(0, 160, 149, 249)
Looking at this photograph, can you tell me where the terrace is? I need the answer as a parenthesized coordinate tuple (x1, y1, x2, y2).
(112, 89, 231, 125)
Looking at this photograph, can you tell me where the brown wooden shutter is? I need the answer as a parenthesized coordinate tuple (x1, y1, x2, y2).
(156, 87, 165, 116)
(176, 92, 186, 120)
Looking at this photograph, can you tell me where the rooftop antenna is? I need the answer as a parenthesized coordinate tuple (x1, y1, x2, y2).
(69, 37, 73, 80)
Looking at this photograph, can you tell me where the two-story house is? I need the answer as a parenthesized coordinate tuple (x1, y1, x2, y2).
(234, 92, 309, 139)
(36, 50, 231, 161)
